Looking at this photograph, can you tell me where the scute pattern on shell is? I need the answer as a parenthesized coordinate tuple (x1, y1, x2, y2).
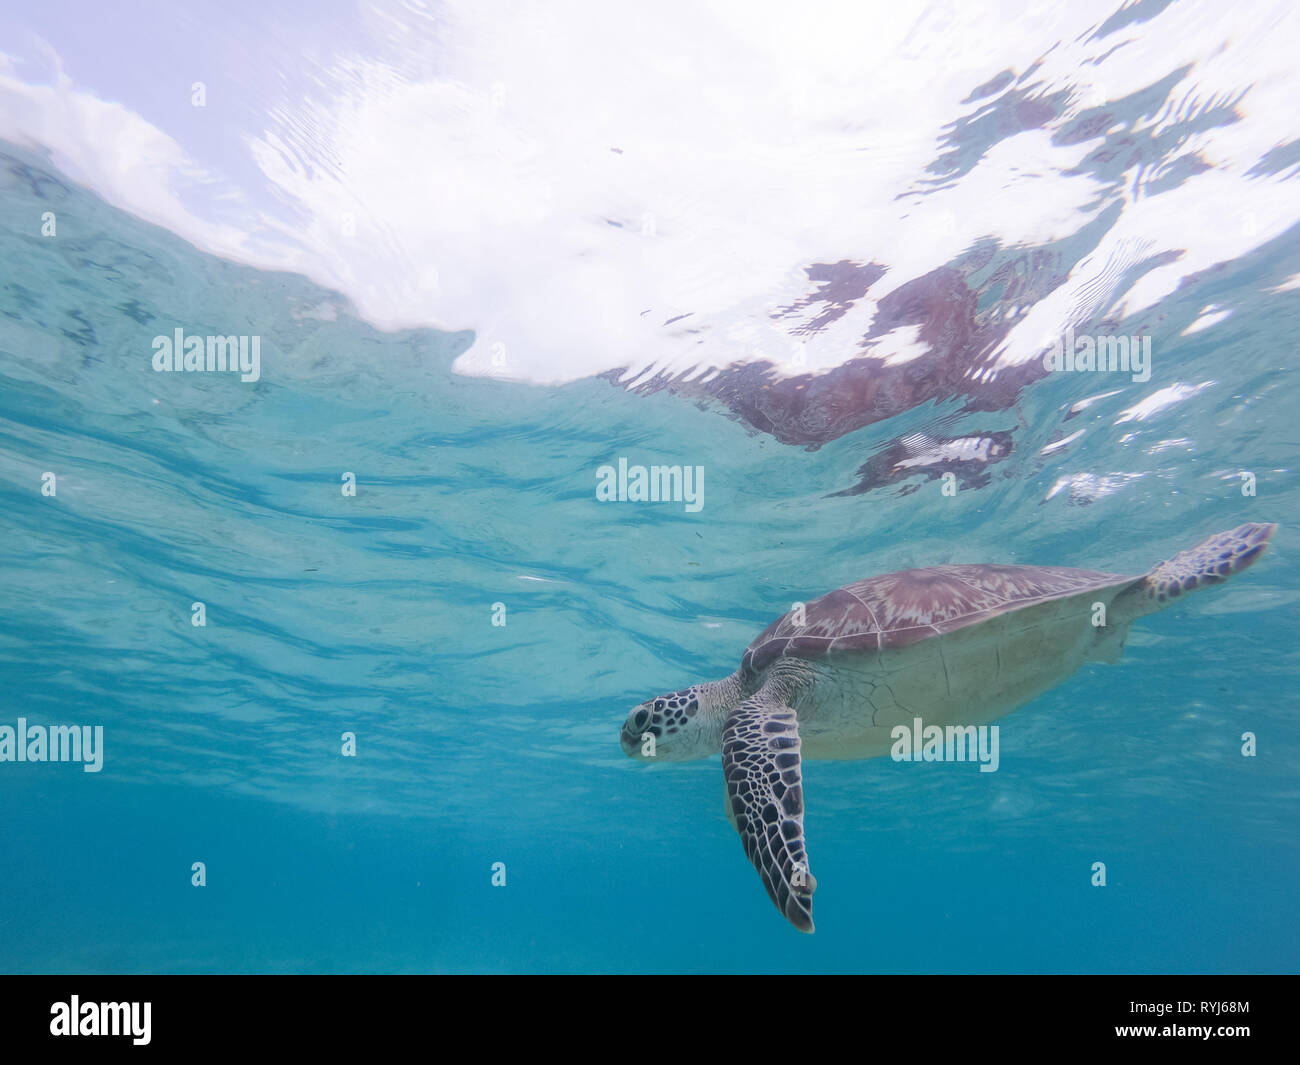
(742, 563, 1135, 674)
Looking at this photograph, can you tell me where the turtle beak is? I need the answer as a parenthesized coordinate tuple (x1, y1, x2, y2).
(620, 704, 651, 757)
(620, 722, 641, 757)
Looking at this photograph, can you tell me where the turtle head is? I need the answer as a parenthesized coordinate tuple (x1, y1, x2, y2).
(620, 687, 709, 761)
(620, 674, 748, 761)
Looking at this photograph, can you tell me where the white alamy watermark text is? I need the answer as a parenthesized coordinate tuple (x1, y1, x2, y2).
(890, 717, 999, 773)
(0, 717, 103, 772)
(596, 458, 704, 512)
(152, 328, 261, 382)
(50, 997, 150, 1045)
(1042, 327, 1151, 383)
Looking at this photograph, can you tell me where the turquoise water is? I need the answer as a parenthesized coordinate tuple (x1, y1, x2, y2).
(1, 143, 1297, 973)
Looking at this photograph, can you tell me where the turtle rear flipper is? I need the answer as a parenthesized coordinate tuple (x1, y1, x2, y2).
(1122, 522, 1277, 617)
(722, 696, 815, 933)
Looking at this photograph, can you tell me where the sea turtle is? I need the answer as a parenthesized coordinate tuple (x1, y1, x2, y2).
(619, 522, 1277, 932)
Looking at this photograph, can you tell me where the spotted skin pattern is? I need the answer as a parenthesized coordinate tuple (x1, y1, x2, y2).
(1136, 522, 1277, 607)
(722, 699, 814, 933)
(629, 687, 700, 740)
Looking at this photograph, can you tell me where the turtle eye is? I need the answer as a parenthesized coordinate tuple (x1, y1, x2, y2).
(632, 708, 649, 730)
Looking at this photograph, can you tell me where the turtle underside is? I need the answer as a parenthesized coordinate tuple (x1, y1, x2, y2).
(740, 564, 1142, 758)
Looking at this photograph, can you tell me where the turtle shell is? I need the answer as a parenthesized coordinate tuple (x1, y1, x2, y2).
(741, 564, 1138, 674)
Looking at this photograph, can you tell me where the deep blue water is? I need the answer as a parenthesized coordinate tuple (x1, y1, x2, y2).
(1, 144, 1297, 973)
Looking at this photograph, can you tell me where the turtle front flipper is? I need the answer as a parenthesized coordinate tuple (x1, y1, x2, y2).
(722, 697, 816, 933)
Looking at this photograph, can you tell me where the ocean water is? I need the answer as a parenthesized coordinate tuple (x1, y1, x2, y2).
(1, 1, 1298, 973)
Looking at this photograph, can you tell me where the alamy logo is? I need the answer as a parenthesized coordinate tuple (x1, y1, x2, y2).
(152, 328, 261, 382)
(890, 717, 1000, 773)
(1042, 326, 1151, 383)
(0, 718, 103, 772)
(596, 457, 704, 512)
(50, 997, 150, 1045)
